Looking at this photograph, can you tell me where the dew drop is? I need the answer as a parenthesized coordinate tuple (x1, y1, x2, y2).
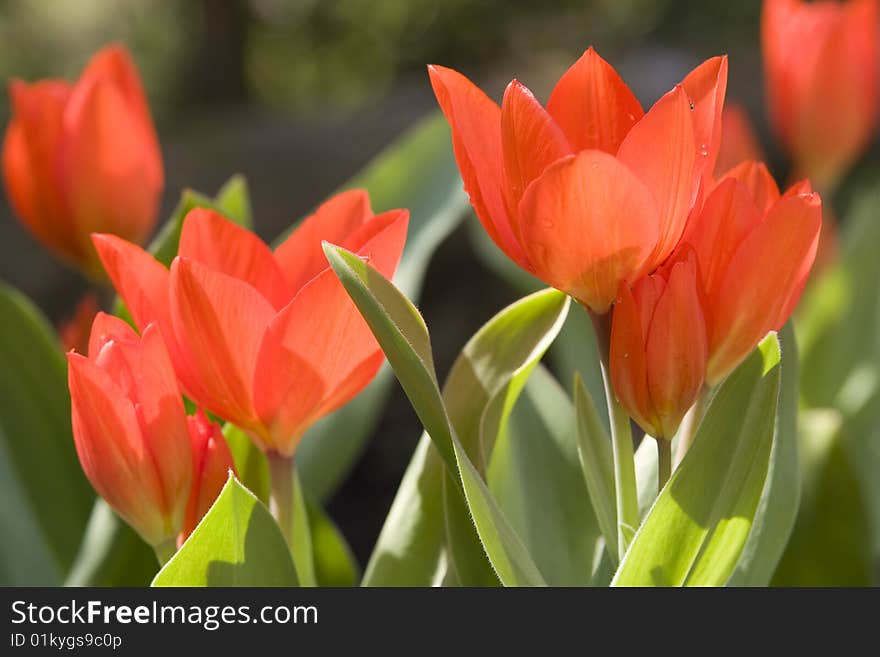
(689, 100, 695, 111)
(627, 112, 636, 122)
(698, 143, 709, 157)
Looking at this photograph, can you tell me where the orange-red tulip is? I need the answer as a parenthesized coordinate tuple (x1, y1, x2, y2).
(715, 104, 765, 178)
(763, 0, 880, 191)
(610, 250, 708, 439)
(681, 161, 822, 384)
(429, 48, 727, 313)
(93, 190, 408, 456)
(179, 410, 235, 545)
(2, 44, 163, 279)
(67, 313, 191, 549)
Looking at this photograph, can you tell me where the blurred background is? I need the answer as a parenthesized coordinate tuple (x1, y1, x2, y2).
(0, 0, 877, 566)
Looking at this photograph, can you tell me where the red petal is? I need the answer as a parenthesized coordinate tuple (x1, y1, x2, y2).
(717, 160, 780, 214)
(546, 47, 644, 154)
(518, 150, 660, 313)
(680, 56, 728, 180)
(618, 85, 697, 273)
(500, 79, 571, 224)
(683, 178, 763, 302)
(644, 253, 707, 438)
(610, 282, 654, 435)
(428, 65, 529, 269)
(87, 311, 138, 358)
(343, 208, 409, 281)
(170, 257, 275, 430)
(274, 189, 372, 293)
(253, 266, 385, 455)
(179, 208, 290, 309)
(708, 190, 822, 383)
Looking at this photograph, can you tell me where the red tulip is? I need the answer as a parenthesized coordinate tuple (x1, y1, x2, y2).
(179, 410, 236, 545)
(429, 48, 727, 313)
(67, 313, 191, 549)
(763, 0, 880, 191)
(714, 104, 765, 179)
(681, 161, 822, 384)
(93, 190, 408, 456)
(610, 249, 708, 439)
(2, 44, 163, 279)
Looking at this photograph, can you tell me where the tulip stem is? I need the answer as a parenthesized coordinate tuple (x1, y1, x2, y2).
(268, 453, 296, 550)
(656, 438, 672, 495)
(153, 538, 176, 567)
(590, 310, 639, 563)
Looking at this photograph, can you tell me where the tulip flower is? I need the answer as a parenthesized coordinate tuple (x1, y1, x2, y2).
(762, 0, 880, 192)
(610, 249, 708, 440)
(715, 104, 765, 178)
(681, 161, 822, 384)
(93, 190, 408, 456)
(58, 292, 99, 355)
(429, 48, 727, 313)
(2, 44, 163, 279)
(67, 313, 191, 554)
(180, 410, 236, 544)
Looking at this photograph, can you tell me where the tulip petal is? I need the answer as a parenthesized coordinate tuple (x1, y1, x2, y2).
(500, 80, 571, 221)
(708, 190, 821, 383)
(610, 283, 654, 434)
(179, 208, 290, 309)
(518, 150, 659, 313)
(274, 189, 372, 293)
(683, 178, 763, 301)
(87, 311, 139, 358)
(60, 77, 159, 251)
(717, 160, 780, 214)
(182, 412, 235, 542)
(428, 64, 529, 269)
(170, 257, 275, 429)
(253, 266, 384, 455)
(343, 208, 409, 281)
(546, 47, 644, 154)
(618, 86, 697, 273)
(680, 56, 728, 180)
(68, 351, 165, 544)
(644, 255, 707, 438)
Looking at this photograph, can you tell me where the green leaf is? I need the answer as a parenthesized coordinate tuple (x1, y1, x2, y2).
(488, 366, 601, 585)
(152, 475, 298, 587)
(0, 284, 94, 582)
(327, 245, 568, 586)
(224, 424, 270, 505)
(213, 174, 253, 228)
(306, 497, 360, 587)
(64, 501, 158, 586)
(798, 189, 880, 408)
(727, 323, 801, 586)
(612, 334, 783, 587)
(573, 372, 617, 563)
(292, 113, 469, 502)
(772, 409, 873, 586)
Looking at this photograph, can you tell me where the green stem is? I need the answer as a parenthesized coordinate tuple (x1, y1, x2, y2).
(674, 388, 710, 467)
(268, 452, 296, 549)
(590, 310, 639, 563)
(153, 538, 177, 567)
(656, 437, 671, 495)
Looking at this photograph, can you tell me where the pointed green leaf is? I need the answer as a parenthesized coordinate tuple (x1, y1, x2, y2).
(612, 334, 783, 587)
(0, 284, 94, 583)
(573, 372, 617, 563)
(152, 475, 298, 587)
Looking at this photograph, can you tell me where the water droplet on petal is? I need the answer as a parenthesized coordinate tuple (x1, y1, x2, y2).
(698, 143, 709, 157)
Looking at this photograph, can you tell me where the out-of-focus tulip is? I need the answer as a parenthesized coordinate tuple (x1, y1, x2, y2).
(58, 292, 99, 355)
(67, 313, 191, 549)
(681, 161, 822, 384)
(93, 190, 408, 456)
(715, 104, 765, 178)
(2, 44, 163, 279)
(179, 410, 235, 545)
(610, 250, 707, 439)
(763, 0, 879, 191)
(429, 48, 727, 313)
